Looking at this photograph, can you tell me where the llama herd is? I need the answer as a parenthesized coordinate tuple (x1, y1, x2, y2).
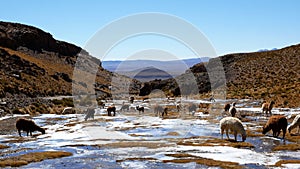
(14, 99, 300, 144)
(220, 101, 300, 141)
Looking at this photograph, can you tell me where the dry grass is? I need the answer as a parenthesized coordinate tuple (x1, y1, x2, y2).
(273, 143, 300, 151)
(166, 132, 180, 136)
(129, 133, 153, 137)
(0, 144, 9, 149)
(274, 159, 300, 167)
(0, 151, 72, 167)
(285, 135, 300, 143)
(178, 137, 254, 149)
(246, 129, 264, 137)
(164, 153, 243, 169)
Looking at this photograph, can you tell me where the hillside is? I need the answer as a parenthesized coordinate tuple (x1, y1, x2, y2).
(142, 44, 300, 107)
(0, 21, 140, 111)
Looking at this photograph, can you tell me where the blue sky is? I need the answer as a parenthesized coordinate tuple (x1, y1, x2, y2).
(1, 0, 300, 61)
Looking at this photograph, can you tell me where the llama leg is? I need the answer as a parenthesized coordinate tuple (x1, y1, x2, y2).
(226, 129, 230, 140)
(234, 131, 237, 141)
(282, 129, 286, 139)
(18, 130, 22, 137)
(272, 129, 276, 137)
(221, 129, 224, 139)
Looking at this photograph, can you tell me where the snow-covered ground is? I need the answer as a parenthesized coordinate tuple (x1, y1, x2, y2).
(0, 98, 299, 168)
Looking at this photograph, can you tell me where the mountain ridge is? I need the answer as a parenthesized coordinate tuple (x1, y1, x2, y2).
(142, 44, 300, 107)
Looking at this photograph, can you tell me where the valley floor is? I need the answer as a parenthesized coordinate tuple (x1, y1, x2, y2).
(0, 98, 300, 168)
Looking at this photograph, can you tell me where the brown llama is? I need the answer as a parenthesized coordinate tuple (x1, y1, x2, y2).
(107, 106, 116, 116)
(136, 106, 144, 114)
(16, 118, 45, 137)
(224, 102, 237, 117)
(199, 103, 210, 114)
(262, 101, 275, 116)
(224, 103, 231, 112)
(229, 102, 237, 117)
(162, 107, 168, 117)
(262, 115, 287, 139)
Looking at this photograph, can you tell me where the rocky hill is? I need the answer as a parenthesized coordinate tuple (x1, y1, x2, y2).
(0, 21, 140, 112)
(142, 44, 300, 108)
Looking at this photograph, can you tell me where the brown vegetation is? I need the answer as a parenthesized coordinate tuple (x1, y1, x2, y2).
(274, 160, 300, 167)
(164, 154, 243, 169)
(0, 151, 72, 167)
(178, 137, 254, 149)
(0, 144, 9, 149)
(273, 143, 300, 151)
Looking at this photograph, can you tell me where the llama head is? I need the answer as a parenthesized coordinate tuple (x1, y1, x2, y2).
(38, 127, 46, 134)
(242, 133, 247, 142)
(262, 125, 270, 134)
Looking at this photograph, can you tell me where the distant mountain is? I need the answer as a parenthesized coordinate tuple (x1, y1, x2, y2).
(102, 57, 210, 79)
(257, 48, 278, 52)
(118, 66, 173, 82)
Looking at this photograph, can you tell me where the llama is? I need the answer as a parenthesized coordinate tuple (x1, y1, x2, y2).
(16, 118, 45, 137)
(107, 106, 116, 116)
(262, 101, 275, 116)
(188, 104, 197, 115)
(120, 104, 130, 112)
(136, 106, 144, 114)
(224, 103, 231, 112)
(154, 105, 163, 116)
(176, 104, 181, 112)
(162, 107, 168, 117)
(129, 97, 134, 104)
(262, 115, 287, 139)
(229, 102, 237, 117)
(84, 108, 95, 121)
(198, 103, 210, 114)
(287, 114, 300, 134)
(224, 103, 237, 117)
(62, 107, 75, 114)
(220, 117, 246, 142)
(209, 96, 215, 102)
